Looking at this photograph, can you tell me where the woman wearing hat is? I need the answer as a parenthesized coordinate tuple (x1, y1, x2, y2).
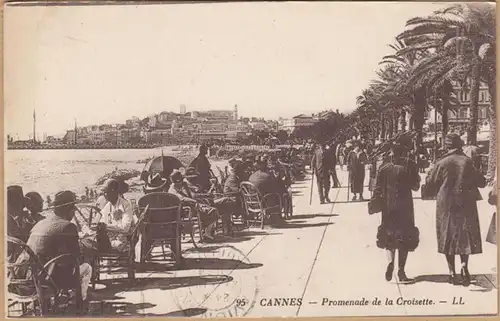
(425, 133, 486, 286)
(347, 140, 368, 201)
(372, 142, 420, 282)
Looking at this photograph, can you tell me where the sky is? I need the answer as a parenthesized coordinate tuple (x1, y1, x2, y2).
(5, 2, 445, 139)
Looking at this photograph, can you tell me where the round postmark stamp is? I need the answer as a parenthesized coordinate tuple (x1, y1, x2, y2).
(170, 244, 259, 318)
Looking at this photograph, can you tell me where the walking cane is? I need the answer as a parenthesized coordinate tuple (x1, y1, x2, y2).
(309, 167, 315, 205)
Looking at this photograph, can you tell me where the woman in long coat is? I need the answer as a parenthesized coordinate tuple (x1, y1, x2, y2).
(372, 144, 420, 282)
(425, 133, 486, 286)
(347, 141, 368, 200)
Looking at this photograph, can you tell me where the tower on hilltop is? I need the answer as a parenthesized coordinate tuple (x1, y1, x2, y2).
(233, 104, 238, 121)
(180, 104, 186, 114)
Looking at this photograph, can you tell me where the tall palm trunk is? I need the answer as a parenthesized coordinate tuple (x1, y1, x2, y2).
(468, 59, 481, 145)
(400, 110, 407, 131)
(486, 76, 497, 182)
(388, 114, 394, 138)
(380, 114, 386, 141)
(440, 92, 450, 149)
(413, 88, 427, 148)
(441, 104, 449, 148)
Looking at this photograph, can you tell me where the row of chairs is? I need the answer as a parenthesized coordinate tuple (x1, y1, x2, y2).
(7, 181, 292, 316)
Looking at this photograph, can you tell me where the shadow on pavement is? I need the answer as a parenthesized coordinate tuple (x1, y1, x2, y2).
(291, 213, 339, 220)
(88, 302, 155, 317)
(272, 222, 334, 229)
(183, 245, 224, 253)
(89, 302, 208, 317)
(162, 308, 208, 317)
(181, 258, 263, 270)
(408, 274, 496, 292)
(94, 275, 233, 297)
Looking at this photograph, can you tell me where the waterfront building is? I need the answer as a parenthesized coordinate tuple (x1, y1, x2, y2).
(249, 121, 268, 131)
(64, 130, 76, 145)
(424, 83, 491, 133)
(45, 136, 64, 144)
(90, 131, 106, 144)
(190, 109, 235, 123)
(281, 114, 319, 133)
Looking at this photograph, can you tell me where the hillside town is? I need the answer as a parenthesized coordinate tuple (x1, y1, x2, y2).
(7, 83, 493, 149)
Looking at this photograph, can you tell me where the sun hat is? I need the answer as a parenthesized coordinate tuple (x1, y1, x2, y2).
(7, 185, 30, 209)
(144, 173, 168, 191)
(170, 169, 184, 183)
(184, 167, 200, 179)
(101, 179, 120, 193)
(51, 190, 78, 209)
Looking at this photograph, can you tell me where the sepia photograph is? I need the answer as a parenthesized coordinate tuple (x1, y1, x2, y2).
(4, 1, 497, 318)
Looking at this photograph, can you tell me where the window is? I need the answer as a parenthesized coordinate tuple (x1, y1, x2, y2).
(480, 107, 488, 119)
(458, 107, 468, 119)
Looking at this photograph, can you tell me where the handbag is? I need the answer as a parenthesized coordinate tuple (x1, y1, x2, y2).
(368, 197, 383, 215)
(486, 212, 497, 245)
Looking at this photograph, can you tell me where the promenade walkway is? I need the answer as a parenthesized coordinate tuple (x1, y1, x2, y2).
(88, 168, 497, 317)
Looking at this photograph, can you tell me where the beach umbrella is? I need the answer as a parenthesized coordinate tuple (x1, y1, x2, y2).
(141, 154, 184, 182)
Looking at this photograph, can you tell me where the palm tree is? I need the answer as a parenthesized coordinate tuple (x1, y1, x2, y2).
(397, 3, 496, 145)
(380, 40, 428, 147)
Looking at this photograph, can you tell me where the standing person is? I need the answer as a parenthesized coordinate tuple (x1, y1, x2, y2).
(425, 133, 486, 286)
(337, 143, 345, 171)
(347, 141, 368, 201)
(190, 144, 212, 192)
(310, 143, 332, 204)
(372, 142, 420, 282)
(329, 142, 340, 188)
(486, 179, 497, 245)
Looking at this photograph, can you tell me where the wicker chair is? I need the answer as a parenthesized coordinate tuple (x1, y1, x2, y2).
(7, 237, 84, 316)
(92, 204, 149, 286)
(137, 192, 183, 267)
(240, 182, 282, 229)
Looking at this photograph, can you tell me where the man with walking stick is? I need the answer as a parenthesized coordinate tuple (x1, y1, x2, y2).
(311, 142, 333, 204)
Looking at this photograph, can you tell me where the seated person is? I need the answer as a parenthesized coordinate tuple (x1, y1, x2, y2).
(248, 156, 287, 217)
(27, 191, 92, 303)
(184, 167, 236, 235)
(25, 191, 46, 223)
(97, 179, 135, 252)
(7, 186, 35, 246)
(168, 170, 218, 241)
(224, 158, 246, 217)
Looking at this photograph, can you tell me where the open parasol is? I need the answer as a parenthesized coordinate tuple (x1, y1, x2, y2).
(140, 150, 184, 182)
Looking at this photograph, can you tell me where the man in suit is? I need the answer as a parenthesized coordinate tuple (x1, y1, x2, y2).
(311, 143, 333, 203)
(27, 190, 92, 303)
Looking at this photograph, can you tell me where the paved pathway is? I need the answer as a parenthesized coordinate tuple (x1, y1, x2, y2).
(88, 168, 497, 317)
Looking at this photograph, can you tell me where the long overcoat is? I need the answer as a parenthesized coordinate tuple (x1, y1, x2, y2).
(373, 158, 420, 250)
(425, 149, 486, 255)
(347, 150, 368, 193)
